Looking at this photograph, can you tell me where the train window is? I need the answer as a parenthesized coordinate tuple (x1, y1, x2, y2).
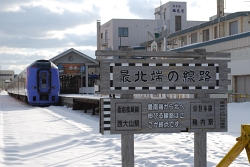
(42, 72, 47, 88)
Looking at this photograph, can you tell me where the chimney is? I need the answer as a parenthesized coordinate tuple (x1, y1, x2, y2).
(217, 0, 224, 18)
(217, 0, 225, 37)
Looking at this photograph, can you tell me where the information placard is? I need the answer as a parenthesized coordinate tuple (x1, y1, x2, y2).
(100, 98, 227, 134)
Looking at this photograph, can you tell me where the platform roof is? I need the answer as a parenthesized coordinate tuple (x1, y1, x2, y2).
(49, 48, 98, 65)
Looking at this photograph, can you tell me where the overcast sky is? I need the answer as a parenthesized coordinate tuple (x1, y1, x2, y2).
(0, 0, 249, 74)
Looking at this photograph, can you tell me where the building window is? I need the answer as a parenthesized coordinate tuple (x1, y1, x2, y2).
(171, 38, 177, 49)
(119, 46, 129, 50)
(175, 16, 181, 32)
(191, 32, 197, 44)
(181, 35, 187, 46)
(105, 30, 108, 42)
(203, 29, 209, 42)
(229, 21, 238, 36)
(214, 26, 218, 39)
(118, 27, 128, 37)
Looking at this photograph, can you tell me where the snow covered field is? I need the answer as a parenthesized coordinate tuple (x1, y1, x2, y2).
(0, 91, 249, 167)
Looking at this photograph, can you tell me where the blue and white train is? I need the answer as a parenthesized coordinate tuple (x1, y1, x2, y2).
(7, 60, 60, 106)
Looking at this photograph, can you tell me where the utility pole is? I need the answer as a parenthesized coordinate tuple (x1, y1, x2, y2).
(217, 0, 225, 37)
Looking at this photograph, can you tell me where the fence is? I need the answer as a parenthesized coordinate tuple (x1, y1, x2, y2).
(227, 93, 250, 103)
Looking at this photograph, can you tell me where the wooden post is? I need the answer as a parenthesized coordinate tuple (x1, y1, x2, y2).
(122, 133, 134, 167)
(194, 49, 207, 167)
(194, 94, 207, 167)
(121, 94, 134, 167)
(92, 104, 95, 115)
(84, 103, 87, 113)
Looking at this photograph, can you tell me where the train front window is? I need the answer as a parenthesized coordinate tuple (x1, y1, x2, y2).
(42, 72, 47, 88)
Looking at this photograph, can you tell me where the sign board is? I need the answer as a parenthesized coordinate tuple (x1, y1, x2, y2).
(57, 63, 85, 75)
(100, 98, 227, 134)
(96, 59, 230, 94)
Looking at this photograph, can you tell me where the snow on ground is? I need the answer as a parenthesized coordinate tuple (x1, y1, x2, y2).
(0, 91, 249, 167)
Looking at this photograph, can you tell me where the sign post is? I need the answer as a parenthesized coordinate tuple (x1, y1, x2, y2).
(121, 94, 134, 167)
(96, 50, 230, 167)
(194, 49, 207, 167)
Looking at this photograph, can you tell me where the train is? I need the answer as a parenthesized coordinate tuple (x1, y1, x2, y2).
(7, 60, 60, 106)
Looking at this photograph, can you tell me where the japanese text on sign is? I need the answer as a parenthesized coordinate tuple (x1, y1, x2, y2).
(119, 69, 212, 83)
(147, 102, 185, 129)
(172, 4, 185, 13)
(115, 103, 142, 131)
(190, 102, 215, 128)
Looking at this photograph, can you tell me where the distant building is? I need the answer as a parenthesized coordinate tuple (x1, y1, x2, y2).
(165, 11, 250, 50)
(166, 11, 250, 102)
(97, 1, 206, 53)
(0, 70, 14, 91)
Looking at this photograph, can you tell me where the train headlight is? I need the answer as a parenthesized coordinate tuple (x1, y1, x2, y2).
(52, 86, 56, 89)
(32, 86, 37, 89)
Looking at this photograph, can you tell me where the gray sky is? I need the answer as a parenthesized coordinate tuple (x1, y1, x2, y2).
(0, 0, 249, 74)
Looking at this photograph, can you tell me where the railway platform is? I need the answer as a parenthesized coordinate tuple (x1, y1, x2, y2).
(59, 94, 108, 115)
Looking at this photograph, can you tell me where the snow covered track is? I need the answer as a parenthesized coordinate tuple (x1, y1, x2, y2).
(0, 92, 121, 166)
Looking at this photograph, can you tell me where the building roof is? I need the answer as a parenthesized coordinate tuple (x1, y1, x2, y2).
(140, 11, 250, 47)
(49, 48, 98, 64)
(168, 11, 250, 38)
(170, 31, 250, 51)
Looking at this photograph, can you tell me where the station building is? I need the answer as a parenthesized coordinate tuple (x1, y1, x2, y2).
(49, 48, 98, 94)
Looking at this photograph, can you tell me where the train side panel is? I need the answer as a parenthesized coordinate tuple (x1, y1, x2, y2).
(18, 69, 27, 98)
(26, 67, 38, 104)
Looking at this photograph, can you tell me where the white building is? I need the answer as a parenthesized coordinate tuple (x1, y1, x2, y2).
(97, 1, 206, 52)
(154, 1, 205, 33)
(0, 70, 15, 91)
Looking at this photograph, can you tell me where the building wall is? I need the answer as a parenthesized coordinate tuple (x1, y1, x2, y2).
(100, 19, 165, 50)
(243, 17, 250, 32)
(0, 70, 14, 91)
(155, 1, 187, 32)
(0, 70, 14, 81)
(169, 15, 250, 50)
(186, 21, 206, 28)
(99, 1, 206, 51)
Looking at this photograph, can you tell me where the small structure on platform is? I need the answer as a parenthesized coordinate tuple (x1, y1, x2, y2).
(50, 48, 99, 94)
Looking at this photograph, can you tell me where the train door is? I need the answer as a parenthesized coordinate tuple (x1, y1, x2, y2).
(38, 70, 51, 95)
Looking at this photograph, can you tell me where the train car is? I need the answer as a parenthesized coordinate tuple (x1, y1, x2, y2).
(7, 60, 60, 106)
